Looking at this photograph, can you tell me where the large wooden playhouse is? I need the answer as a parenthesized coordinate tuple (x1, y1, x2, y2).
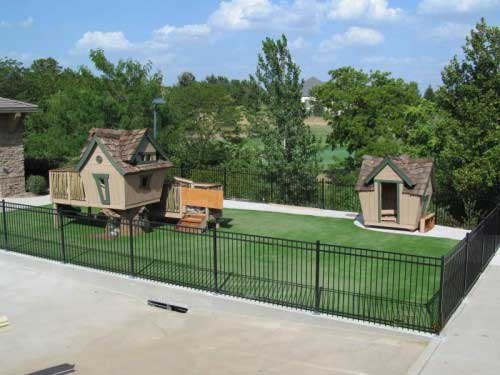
(49, 128, 223, 234)
(355, 155, 435, 232)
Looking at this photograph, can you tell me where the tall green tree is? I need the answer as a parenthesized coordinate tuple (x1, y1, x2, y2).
(158, 80, 242, 168)
(314, 67, 421, 164)
(252, 35, 318, 202)
(423, 85, 435, 102)
(435, 19, 500, 218)
(177, 71, 196, 86)
(0, 58, 28, 99)
(23, 50, 163, 161)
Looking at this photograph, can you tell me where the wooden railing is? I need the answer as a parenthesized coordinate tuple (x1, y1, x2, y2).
(165, 185, 180, 213)
(49, 169, 86, 202)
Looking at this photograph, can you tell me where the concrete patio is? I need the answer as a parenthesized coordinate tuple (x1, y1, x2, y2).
(0, 250, 429, 375)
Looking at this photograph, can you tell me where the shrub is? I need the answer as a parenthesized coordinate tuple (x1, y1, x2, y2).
(27, 175, 48, 195)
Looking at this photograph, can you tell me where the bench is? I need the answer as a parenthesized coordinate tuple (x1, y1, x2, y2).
(419, 213, 436, 233)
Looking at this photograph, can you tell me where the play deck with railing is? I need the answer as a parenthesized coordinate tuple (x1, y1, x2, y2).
(49, 168, 86, 204)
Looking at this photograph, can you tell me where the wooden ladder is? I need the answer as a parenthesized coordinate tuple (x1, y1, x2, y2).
(176, 213, 208, 233)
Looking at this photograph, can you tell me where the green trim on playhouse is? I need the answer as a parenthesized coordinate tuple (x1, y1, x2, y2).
(377, 182, 381, 223)
(365, 158, 415, 187)
(76, 136, 127, 176)
(374, 179, 403, 184)
(396, 183, 401, 224)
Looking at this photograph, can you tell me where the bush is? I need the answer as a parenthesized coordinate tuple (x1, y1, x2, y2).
(27, 175, 48, 195)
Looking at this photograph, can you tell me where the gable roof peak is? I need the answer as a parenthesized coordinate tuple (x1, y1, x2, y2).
(77, 127, 172, 175)
(356, 155, 434, 196)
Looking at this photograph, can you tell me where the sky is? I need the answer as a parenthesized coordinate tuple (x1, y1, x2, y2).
(1, 0, 499, 88)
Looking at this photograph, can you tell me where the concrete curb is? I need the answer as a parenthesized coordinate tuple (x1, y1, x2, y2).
(407, 337, 444, 375)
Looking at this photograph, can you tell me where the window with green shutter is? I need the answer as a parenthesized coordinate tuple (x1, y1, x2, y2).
(93, 174, 111, 205)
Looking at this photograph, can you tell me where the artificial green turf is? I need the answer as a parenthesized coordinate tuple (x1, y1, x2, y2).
(219, 209, 457, 257)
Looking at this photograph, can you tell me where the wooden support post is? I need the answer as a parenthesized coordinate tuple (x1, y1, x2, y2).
(66, 172, 71, 200)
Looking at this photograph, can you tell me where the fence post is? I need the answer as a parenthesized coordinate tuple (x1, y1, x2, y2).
(58, 211, 66, 263)
(321, 179, 325, 209)
(439, 255, 445, 330)
(213, 226, 218, 292)
(481, 230, 486, 270)
(223, 167, 227, 199)
(314, 240, 321, 313)
(271, 174, 275, 203)
(2, 200, 8, 249)
(463, 233, 470, 294)
(129, 219, 135, 277)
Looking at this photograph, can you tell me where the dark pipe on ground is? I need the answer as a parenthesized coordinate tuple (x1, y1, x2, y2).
(147, 300, 188, 313)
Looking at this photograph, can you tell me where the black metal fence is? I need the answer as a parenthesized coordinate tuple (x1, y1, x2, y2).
(2, 200, 498, 333)
(167, 166, 473, 228)
(1, 200, 442, 332)
(168, 167, 361, 212)
(440, 204, 500, 326)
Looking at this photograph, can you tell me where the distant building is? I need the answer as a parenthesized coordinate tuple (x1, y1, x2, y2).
(301, 77, 322, 112)
(0, 97, 38, 197)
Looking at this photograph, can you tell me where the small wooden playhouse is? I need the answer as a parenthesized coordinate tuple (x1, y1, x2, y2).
(355, 155, 435, 232)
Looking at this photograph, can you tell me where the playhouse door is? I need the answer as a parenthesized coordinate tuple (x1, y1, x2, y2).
(381, 183, 398, 221)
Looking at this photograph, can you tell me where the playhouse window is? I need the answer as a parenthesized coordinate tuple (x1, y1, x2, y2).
(140, 175, 152, 189)
(138, 152, 156, 164)
(92, 174, 111, 205)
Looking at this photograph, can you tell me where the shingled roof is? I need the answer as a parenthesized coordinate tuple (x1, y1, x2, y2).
(77, 128, 173, 175)
(0, 97, 38, 113)
(355, 155, 434, 196)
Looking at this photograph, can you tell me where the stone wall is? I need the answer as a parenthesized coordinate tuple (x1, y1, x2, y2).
(0, 113, 26, 197)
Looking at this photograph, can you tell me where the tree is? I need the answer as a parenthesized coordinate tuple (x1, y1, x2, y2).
(252, 35, 319, 203)
(423, 85, 435, 102)
(177, 71, 196, 86)
(434, 19, 500, 219)
(23, 50, 163, 161)
(0, 58, 28, 99)
(158, 80, 242, 168)
(314, 67, 421, 164)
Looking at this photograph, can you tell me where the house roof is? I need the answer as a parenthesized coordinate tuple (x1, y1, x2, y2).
(77, 128, 173, 175)
(301, 77, 322, 97)
(355, 155, 434, 196)
(0, 97, 39, 113)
